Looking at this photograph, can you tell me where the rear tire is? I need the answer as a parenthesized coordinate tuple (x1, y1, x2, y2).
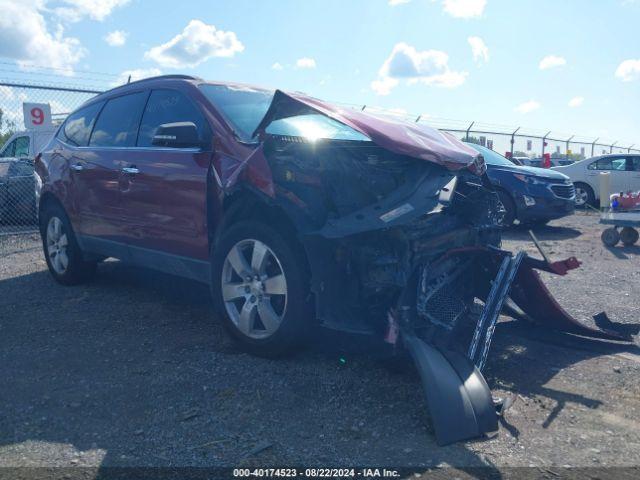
(40, 202, 97, 285)
(601, 228, 620, 247)
(574, 182, 595, 208)
(210, 220, 313, 357)
(620, 227, 639, 246)
(496, 190, 516, 227)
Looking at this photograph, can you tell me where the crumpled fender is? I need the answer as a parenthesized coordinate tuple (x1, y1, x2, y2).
(216, 144, 275, 198)
(510, 263, 628, 341)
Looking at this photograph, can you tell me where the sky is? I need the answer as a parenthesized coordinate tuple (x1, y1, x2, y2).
(0, 0, 639, 150)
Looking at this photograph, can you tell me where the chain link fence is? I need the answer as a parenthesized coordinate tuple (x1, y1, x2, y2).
(1, 80, 638, 240)
(0, 82, 101, 236)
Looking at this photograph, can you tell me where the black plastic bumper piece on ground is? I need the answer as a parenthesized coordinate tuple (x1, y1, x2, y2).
(403, 333, 498, 446)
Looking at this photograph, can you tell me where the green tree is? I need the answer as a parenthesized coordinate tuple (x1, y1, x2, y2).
(0, 107, 17, 147)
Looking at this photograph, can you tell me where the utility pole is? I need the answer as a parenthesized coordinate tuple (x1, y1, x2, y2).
(610, 141, 618, 154)
(628, 144, 635, 153)
(591, 138, 599, 157)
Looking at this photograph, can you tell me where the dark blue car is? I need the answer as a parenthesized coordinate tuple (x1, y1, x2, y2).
(466, 143, 576, 227)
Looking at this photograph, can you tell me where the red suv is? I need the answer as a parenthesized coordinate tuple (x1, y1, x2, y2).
(35, 75, 627, 445)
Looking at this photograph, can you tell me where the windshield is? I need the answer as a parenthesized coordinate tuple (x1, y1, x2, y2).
(266, 114, 370, 142)
(466, 143, 516, 167)
(199, 84, 274, 142)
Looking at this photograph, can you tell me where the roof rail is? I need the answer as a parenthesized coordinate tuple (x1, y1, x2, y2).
(105, 74, 203, 92)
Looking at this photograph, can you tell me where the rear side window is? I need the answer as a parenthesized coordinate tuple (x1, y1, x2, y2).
(59, 102, 104, 146)
(90, 92, 148, 147)
(137, 89, 209, 148)
(588, 157, 627, 171)
(14, 136, 29, 157)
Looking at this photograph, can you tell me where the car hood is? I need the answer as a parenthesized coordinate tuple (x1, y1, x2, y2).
(253, 90, 484, 173)
(489, 163, 570, 181)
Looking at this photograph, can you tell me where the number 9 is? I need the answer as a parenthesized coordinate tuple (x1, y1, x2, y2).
(31, 107, 44, 125)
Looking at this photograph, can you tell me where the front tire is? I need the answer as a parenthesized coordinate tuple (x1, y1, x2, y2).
(40, 203, 96, 285)
(574, 182, 595, 208)
(210, 221, 313, 357)
(496, 190, 516, 227)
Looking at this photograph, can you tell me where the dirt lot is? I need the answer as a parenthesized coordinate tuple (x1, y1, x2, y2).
(1, 212, 639, 473)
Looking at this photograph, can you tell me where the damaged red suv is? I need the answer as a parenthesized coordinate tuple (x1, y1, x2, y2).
(35, 75, 629, 445)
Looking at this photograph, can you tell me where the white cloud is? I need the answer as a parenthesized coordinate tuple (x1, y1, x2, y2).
(539, 55, 566, 70)
(371, 77, 400, 95)
(468, 36, 489, 65)
(568, 96, 584, 108)
(389, 0, 411, 5)
(371, 42, 467, 95)
(145, 20, 244, 68)
(55, 0, 131, 22)
(442, 0, 487, 18)
(271, 62, 284, 70)
(615, 59, 640, 82)
(0, 0, 86, 75)
(104, 30, 127, 47)
(296, 57, 317, 69)
(111, 68, 162, 86)
(515, 100, 541, 114)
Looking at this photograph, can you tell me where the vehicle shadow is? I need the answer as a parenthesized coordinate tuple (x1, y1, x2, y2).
(0, 262, 501, 474)
(501, 223, 582, 242)
(2, 261, 635, 474)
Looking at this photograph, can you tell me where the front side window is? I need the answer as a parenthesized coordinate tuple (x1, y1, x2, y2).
(90, 92, 148, 147)
(1, 139, 16, 157)
(199, 84, 274, 142)
(266, 114, 370, 142)
(138, 89, 209, 148)
(588, 157, 627, 171)
(14, 136, 29, 157)
(59, 101, 104, 147)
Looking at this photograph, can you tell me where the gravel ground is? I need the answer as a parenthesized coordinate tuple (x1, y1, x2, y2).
(1, 212, 639, 473)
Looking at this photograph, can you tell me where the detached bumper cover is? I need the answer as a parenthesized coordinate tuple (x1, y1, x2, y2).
(397, 249, 633, 446)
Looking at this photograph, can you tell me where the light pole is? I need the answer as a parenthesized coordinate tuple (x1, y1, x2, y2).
(591, 138, 599, 157)
(510, 127, 521, 159)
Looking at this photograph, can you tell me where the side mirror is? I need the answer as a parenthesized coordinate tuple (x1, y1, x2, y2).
(152, 122, 203, 149)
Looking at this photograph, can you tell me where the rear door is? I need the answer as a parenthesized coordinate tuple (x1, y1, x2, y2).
(586, 156, 628, 196)
(81, 90, 149, 244)
(118, 88, 212, 264)
(628, 156, 640, 193)
(54, 101, 105, 234)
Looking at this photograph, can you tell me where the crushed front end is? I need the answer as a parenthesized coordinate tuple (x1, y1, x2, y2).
(227, 90, 634, 446)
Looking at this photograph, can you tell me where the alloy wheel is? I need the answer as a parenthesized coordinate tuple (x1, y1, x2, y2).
(46, 216, 69, 274)
(221, 239, 288, 339)
(575, 187, 589, 207)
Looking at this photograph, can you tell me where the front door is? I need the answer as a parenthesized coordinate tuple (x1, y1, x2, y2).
(117, 88, 212, 276)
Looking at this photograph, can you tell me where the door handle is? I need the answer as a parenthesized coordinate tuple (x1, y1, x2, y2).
(122, 166, 139, 174)
(70, 163, 84, 172)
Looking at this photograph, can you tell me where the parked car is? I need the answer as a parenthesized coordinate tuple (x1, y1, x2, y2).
(466, 144, 575, 226)
(0, 158, 36, 223)
(522, 157, 575, 168)
(0, 128, 57, 161)
(553, 154, 640, 207)
(34, 75, 625, 445)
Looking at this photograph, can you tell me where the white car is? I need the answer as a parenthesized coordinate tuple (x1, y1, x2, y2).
(553, 154, 640, 207)
(0, 129, 57, 161)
